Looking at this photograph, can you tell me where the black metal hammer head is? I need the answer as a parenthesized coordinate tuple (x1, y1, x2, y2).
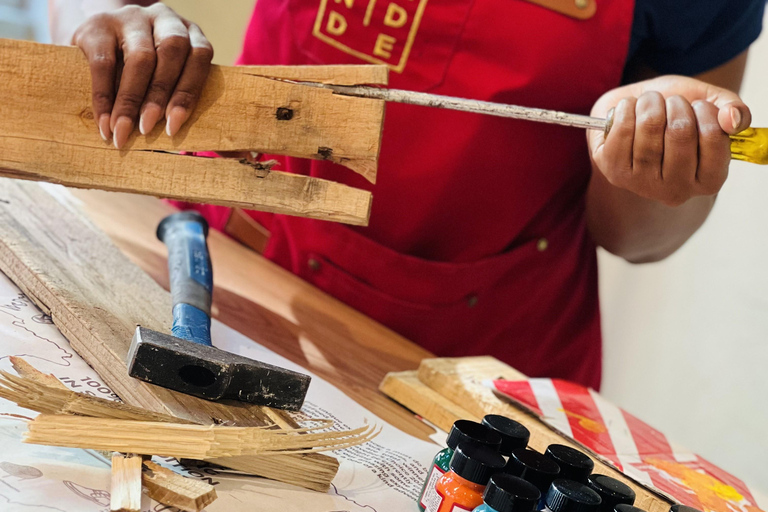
(127, 326, 311, 411)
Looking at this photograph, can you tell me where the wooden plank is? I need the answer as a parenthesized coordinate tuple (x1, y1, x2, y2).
(417, 357, 673, 512)
(74, 189, 437, 443)
(0, 39, 385, 183)
(379, 370, 478, 431)
(0, 140, 372, 226)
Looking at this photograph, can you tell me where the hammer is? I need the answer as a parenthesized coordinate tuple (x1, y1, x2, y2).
(126, 211, 311, 411)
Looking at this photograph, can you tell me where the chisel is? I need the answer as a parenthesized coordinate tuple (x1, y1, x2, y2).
(296, 82, 768, 165)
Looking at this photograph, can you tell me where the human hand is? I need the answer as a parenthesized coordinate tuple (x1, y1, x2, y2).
(588, 75, 751, 206)
(72, 4, 213, 148)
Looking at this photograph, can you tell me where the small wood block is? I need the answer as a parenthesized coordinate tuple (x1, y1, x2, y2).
(111, 453, 143, 512)
(379, 370, 479, 432)
(142, 461, 217, 512)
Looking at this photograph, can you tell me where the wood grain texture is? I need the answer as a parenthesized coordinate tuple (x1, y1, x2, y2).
(0, 39, 385, 183)
(142, 461, 217, 512)
(0, 140, 372, 226)
(417, 357, 673, 512)
(0, 181, 339, 490)
(379, 371, 478, 431)
(110, 453, 142, 512)
(74, 189, 437, 442)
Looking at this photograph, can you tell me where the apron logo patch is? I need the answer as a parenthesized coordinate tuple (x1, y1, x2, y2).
(313, 0, 428, 72)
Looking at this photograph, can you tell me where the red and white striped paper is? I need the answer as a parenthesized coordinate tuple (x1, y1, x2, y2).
(492, 379, 765, 512)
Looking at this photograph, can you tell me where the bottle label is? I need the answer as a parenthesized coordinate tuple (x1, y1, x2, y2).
(450, 505, 473, 511)
(420, 464, 446, 511)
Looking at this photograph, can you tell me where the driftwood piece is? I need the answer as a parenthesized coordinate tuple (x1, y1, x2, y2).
(0, 38, 385, 182)
(142, 461, 217, 512)
(0, 180, 339, 490)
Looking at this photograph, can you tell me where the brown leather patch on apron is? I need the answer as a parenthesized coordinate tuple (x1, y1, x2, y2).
(522, 0, 596, 20)
(224, 209, 271, 254)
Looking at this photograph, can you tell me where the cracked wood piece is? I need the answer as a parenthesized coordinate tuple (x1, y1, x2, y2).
(379, 370, 478, 432)
(417, 357, 672, 512)
(0, 39, 385, 183)
(0, 139, 372, 226)
(0, 180, 339, 490)
(142, 461, 217, 512)
(111, 453, 143, 512)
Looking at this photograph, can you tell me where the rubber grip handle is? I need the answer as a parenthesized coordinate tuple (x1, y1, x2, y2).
(157, 211, 213, 347)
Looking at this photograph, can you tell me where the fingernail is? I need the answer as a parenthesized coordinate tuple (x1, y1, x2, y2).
(139, 103, 163, 135)
(98, 114, 111, 142)
(113, 116, 133, 149)
(730, 106, 742, 131)
(165, 106, 187, 137)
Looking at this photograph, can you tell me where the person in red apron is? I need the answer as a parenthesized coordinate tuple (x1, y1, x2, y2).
(51, 0, 764, 389)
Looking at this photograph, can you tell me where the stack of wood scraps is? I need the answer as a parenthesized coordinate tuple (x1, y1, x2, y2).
(1, 357, 377, 511)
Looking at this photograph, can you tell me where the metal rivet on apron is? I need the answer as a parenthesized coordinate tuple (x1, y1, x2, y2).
(537, 238, 549, 252)
(467, 295, 479, 308)
(574, 0, 589, 9)
(308, 258, 321, 271)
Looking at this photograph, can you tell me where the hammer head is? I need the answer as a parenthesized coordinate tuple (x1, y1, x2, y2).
(127, 326, 311, 411)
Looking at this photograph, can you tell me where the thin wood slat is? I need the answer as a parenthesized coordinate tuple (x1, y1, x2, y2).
(0, 39, 385, 182)
(110, 453, 143, 512)
(142, 461, 217, 512)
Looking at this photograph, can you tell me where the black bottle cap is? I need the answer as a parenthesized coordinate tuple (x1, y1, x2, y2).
(482, 415, 531, 456)
(615, 505, 646, 512)
(505, 448, 561, 493)
(446, 420, 503, 451)
(483, 474, 541, 512)
(669, 506, 703, 512)
(545, 479, 603, 512)
(545, 445, 594, 483)
(449, 442, 506, 485)
(587, 474, 636, 512)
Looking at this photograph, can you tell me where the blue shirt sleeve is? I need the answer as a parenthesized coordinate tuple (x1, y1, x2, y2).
(628, 0, 766, 76)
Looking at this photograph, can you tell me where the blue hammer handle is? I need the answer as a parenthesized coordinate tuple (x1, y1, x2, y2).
(157, 211, 213, 347)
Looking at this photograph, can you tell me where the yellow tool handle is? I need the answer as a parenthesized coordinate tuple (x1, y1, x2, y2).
(730, 128, 768, 165)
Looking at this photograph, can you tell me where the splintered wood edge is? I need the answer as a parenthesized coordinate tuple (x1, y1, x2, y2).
(379, 371, 479, 432)
(143, 461, 217, 512)
(111, 453, 143, 512)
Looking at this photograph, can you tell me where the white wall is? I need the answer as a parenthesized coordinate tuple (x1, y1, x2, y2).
(600, 9, 768, 497)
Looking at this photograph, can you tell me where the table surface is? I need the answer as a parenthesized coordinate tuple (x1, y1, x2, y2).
(73, 189, 436, 441)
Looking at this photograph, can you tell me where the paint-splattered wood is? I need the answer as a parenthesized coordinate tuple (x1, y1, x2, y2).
(417, 357, 673, 512)
(0, 39, 385, 184)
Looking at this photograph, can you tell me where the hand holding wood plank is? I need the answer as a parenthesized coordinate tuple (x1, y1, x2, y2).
(0, 39, 386, 225)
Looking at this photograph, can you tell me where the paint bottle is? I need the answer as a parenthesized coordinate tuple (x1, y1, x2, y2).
(504, 448, 561, 497)
(427, 442, 507, 512)
(419, 420, 503, 511)
(586, 474, 636, 512)
(615, 504, 646, 512)
(544, 445, 594, 483)
(669, 506, 703, 512)
(482, 415, 531, 457)
(542, 479, 602, 512)
(472, 474, 540, 512)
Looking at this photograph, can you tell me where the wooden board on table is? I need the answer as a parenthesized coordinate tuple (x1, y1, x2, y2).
(74, 189, 437, 442)
(379, 370, 479, 432)
(0, 39, 385, 226)
(417, 357, 672, 512)
(0, 180, 338, 490)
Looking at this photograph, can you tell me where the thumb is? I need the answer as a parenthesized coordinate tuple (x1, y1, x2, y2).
(717, 101, 752, 134)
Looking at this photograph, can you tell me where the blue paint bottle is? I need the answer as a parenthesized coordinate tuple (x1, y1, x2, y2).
(473, 474, 540, 512)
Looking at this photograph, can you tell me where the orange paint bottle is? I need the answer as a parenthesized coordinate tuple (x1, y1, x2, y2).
(426, 442, 506, 512)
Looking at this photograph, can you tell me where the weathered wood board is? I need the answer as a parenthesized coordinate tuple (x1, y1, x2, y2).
(0, 180, 337, 490)
(0, 39, 386, 225)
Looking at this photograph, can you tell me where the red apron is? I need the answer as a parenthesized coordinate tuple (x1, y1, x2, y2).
(184, 0, 634, 389)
